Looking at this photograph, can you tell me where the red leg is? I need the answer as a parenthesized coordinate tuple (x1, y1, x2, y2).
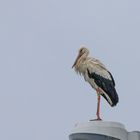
(90, 88, 102, 121)
(96, 94, 101, 120)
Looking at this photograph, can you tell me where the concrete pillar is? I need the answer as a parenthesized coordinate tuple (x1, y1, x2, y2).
(69, 121, 140, 140)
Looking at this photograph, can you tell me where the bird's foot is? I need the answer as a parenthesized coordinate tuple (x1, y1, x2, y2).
(90, 118, 102, 121)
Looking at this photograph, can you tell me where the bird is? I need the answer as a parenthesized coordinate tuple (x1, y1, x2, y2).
(72, 46, 119, 120)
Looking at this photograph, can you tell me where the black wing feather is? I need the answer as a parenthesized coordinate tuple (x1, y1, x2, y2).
(87, 69, 119, 106)
(107, 71, 115, 86)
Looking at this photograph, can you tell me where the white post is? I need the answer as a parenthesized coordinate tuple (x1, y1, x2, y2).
(69, 121, 140, 140)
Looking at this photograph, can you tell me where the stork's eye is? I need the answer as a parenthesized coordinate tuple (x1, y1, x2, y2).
(80, 48, 84, 53)
(79, 47, 87, 54)
(79, 49, 82, 53)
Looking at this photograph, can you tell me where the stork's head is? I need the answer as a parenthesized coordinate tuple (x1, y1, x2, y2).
(72, 47, 89, 68)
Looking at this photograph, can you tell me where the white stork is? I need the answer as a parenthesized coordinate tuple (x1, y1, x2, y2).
(72, 47, 119, 120)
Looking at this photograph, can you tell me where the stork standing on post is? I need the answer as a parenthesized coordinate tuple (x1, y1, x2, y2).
(72, 47, 119, 120)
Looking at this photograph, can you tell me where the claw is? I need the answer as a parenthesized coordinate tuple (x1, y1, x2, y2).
(90, 118, 102, 121)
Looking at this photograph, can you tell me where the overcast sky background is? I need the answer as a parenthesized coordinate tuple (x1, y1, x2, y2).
(0, 0, 140, 140)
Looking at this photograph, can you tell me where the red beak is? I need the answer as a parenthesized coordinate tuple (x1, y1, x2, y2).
(72, 53, 82, 68)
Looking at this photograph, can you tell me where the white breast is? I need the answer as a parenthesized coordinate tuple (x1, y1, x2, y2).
(84, 71, 99, 90)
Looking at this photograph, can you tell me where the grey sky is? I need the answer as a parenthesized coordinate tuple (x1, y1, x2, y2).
(0, 0, 140, 140)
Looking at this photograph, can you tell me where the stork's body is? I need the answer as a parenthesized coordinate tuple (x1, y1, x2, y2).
(72, 47, 119, 120)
